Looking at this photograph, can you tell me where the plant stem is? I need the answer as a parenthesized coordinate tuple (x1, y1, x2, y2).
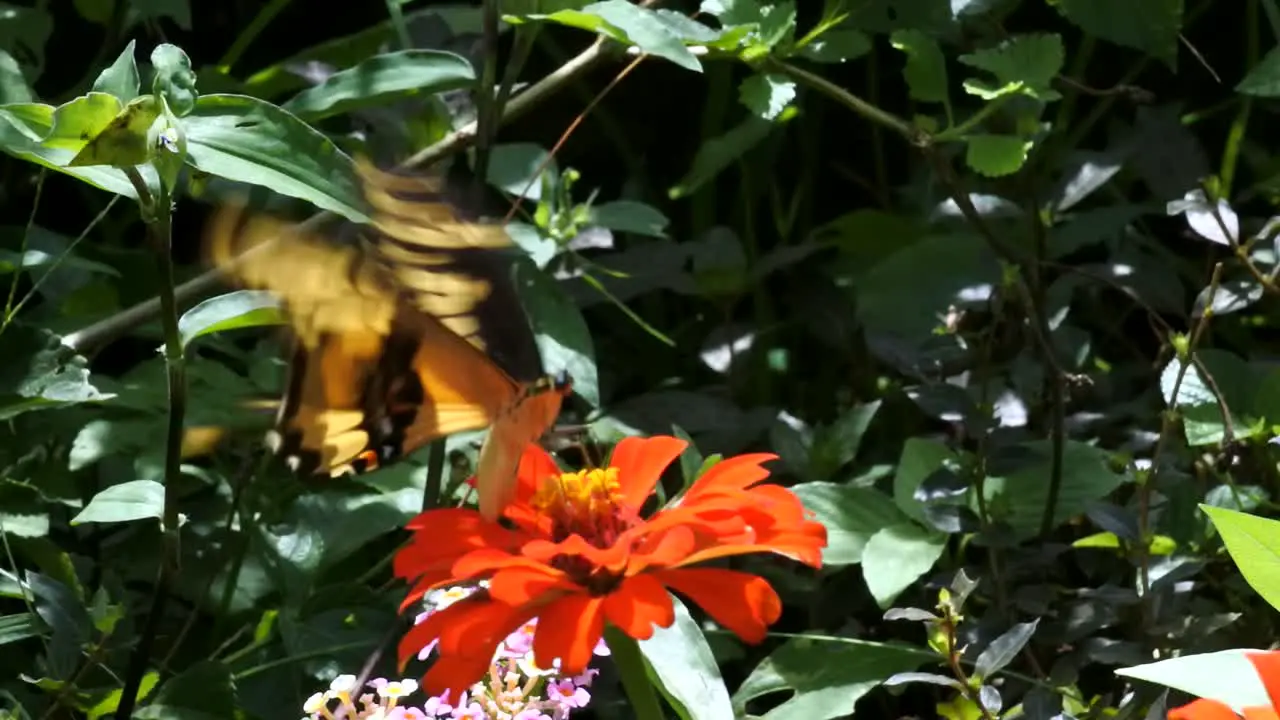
(115, 171, 185, 720)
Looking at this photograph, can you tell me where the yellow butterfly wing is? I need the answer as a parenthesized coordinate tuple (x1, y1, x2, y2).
(204, 203, 520, 475)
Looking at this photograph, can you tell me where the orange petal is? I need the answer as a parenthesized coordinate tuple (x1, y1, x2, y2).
(516, 442, 562, 495)
(523, 535, 631, 574)
(602, 574, 675, 639)
(1168, 698, 1246, 720)
(1244, 707, 1280, 720)
(489, 563, 578, 605)
(533, 594, 606, 676)
(680, 453, 778, 500)
(654, 567, 780, 644)
(611, 436, 688, 509)
(1249, 651, 1280, 710)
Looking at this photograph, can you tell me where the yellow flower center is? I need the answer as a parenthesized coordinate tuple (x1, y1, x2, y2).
(530, 468, 626, 544)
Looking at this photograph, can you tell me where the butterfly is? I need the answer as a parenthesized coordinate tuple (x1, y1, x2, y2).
(203, 157, 571, 520)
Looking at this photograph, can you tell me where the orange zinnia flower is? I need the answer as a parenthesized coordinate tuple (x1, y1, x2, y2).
(394, 435, 827, 695)
(1168, 651, 1280, 720)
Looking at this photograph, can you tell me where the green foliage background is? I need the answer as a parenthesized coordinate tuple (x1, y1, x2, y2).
(2, 0, 1279, 718)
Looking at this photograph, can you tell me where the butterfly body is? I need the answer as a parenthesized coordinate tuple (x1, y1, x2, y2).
(205, 159, 570, 519)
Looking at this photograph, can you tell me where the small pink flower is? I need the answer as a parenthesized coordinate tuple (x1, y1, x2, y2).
(547, 679, 590, 709)
(401, 709, 428, 720)
(422, 690, 453, 717)
(513, 710, 552, 720)
(449, 701, 484, 720)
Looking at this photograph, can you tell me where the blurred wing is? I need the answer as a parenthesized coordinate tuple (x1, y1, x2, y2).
(204, 204, 519, 475)
(475, 380, 570, 521)
(357, 159, 548, 383)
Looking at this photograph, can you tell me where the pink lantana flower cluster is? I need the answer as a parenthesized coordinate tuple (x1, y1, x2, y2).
(302, 584, 607, 720)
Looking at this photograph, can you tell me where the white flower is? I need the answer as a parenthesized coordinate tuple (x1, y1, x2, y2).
(302, 691, 329, 713)
(377, 678, 419, 699)
(329, 674, 359, 694)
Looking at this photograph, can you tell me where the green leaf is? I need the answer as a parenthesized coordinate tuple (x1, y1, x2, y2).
(670, 113, 790, 200)
(589, 200, 670, 238)
(177, 290, 285, 350)
(890, 29, 949, 104)
(1162, 350, 1264, 447)
(27, 572, 92, 679)
(135, 660, 236, 720)
(69, 95, 160, 168)
(733, 636, 927, 720)
(1117, 649, 1273, 713)
(980, 440, 1124, 538)
(808, 401, 882, 480)
(1054, 0, 1182, 69)
(43, 92, 122, 151)
(0, 102, 148, 197)
(0, 4, 51, 81)
(1202, 506, 1280, 614)
(0, 612, 45, 645)
(1238, 46, 1280, 96)
(739, 73, 796, 120)
(483, 142, 559, 201)
(0, 479, 49, 537)
(639, 598, 735, 720)
(150, 43, 197, 116)
(282, 50, 476, 122)
(183, 94, 366, 222)
(0, 325, 114, 421)
(799, 27, 872, 63)
(92, 39, 140, 103)
(530, 1, 703, 72)
(517, 257, 600, 408)
(0, 49, 32, 104)
(965, 134, 1032, 177)
(86, 671, 160, 720)
(71, 480, 166, 526)
(958, 33, 1064, 101)
(892, 437, 959, 525)
(792, 483, 907, 565)
(861, 522, 947, 607)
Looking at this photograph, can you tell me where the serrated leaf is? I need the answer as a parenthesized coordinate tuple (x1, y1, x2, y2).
(958, 33, 1064, 101)
(739, 73, 796, 120)
(71, 480, 165, 526)
(282, 50, 475, 122)
(528, 1, 702, 72)
(183, 94, 366, 222)
(890, 29, 949, 104)
(1055, 0, 1182, 69)
(965, 134, 1031, 177)
(177, 290, 285, 350)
